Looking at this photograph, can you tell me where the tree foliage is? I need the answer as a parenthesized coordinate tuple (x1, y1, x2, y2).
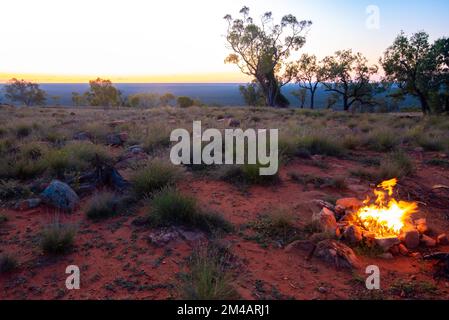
(224, 6, 311, 108)
(4, 78, 46, 106)
(321, 50, 378, 111)
(293, 54, 323, 109)
(239, 82, 265, 106)
(85, 78, 121, 107)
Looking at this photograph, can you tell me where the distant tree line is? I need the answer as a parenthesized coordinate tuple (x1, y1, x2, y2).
(2, 77, 203, 109)
(226, 7, 449, 114)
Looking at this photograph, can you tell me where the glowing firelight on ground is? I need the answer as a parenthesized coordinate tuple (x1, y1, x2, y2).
(356, 178, 417, 239)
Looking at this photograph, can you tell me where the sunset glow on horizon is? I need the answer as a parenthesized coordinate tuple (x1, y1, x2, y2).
(1, 0, 448, 83)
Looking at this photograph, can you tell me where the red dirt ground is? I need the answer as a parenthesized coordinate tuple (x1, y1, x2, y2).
(1, 153, 449, 300)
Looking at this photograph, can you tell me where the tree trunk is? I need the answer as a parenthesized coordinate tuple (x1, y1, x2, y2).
(417, 91, 431, 114)
(445, 95, 449, 113)
(343, 95, 349, 111)
(310, 93, 315, 109)
(259, 72, 290, 108)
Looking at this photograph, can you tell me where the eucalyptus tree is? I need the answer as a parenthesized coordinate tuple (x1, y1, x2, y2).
(224, 6, 311, 108)
(321, 50, 378, 111)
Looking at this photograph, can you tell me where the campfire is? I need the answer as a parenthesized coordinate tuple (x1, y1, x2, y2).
(355, 178, 417, 239)
(310, 178, 449, 270)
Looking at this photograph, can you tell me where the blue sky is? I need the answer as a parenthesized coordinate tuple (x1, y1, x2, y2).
(0, 0, 447, 82)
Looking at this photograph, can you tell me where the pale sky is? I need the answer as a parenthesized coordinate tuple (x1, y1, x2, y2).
(0, 0, 448, 83)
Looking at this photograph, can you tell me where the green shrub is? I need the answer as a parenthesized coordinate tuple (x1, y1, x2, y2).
(180, 244, 238, 300)
(177, 96, 195, 108)
(379, 151, 414, 180)
(416, 134, 446, 152)
(142, 126, 171, 153)
(131, 161, 182, 197)
(0, 213, 8, 224)
(86, 192, 122, 220)
(219, 163, 279, 186)
(298, 134, 345, 157)
(365, 129, 399, 152)
(0, 254, 18, 273)
(15, 124, 32, 138)
(44, 142, 110, 176)
(41, 221, 76, 255)
(0, 179, 30, 199)
(149, 188, 231, 232)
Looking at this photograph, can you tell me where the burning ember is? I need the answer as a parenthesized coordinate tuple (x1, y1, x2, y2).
(355, 178, 418, 239)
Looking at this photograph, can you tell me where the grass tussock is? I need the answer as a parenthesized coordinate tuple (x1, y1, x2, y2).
(86, 192, 123, 220)
(379, 151, 414, 180)
(40, 221, 76, 255)
(218, 163, 279, 186)
(249, 209, 299, 245)
(0, 254, 18, 274)
(131, 160, 182, 197)
(179, 243, 238, 300)
(149, 188, 232, 233)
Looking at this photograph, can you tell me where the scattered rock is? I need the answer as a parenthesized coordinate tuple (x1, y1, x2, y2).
(15, 198, 42, 211)
(313, 239, 360, 270)
(398, 244, 409, 256)
(284, 240, 315, 254)
(378, 253, 394, 260)
(336, 198, 363, 211)
(343, 225, 363, 244)
(317, 287, 328, 294)
(375, 237, 400, 252)
(40, 180, 79, 212)
(107, 133, 128, 146)
(413, 147, 424, 153)
(421, 234, 437, 247)
(334, 205, 346, 217)
(73, 132, 91, 141)
(312, 208, 337, 234)
(313, 200, 335, 212)
(401, 228, 420, 249)
(127, 145, 144, 154)
(178, 229, 205, 242)
(414, 218, 429, 234)
(437, 234, 449, 245)
(226, 118, 240, 127)
(148, 229, 179, 247)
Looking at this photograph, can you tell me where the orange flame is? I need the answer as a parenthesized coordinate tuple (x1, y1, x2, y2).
(356, 178, 417, 238)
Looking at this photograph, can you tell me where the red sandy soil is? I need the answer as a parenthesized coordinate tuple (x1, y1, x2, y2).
(1, 152, 449, 300)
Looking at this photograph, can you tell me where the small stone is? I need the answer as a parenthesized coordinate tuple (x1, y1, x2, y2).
(390, 245, 400, 255)
(312, 208, 337, 234)
(284, 240, 315, 254)
(375, 237, 400, 252)
(437, 233, 449, 245)
(15, 198, 42, 211)
(336, 198, 363, 211)
(227, 119, 240, 127)
(411, 252, 421, 259)
(343, 225, 363, 244)
(414, 147, 424, 153)
(317, 287, 328, 293)
(401, 228, 420, 249)
(335, 205, 346, 216)
(73, 132, 91, 141)
(378, 253, 394, 260)
(414, 218, 429, 234)
(313, 239, 360, 269)
(421, 234, 436, 247)
(398, 244, 409, 256)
